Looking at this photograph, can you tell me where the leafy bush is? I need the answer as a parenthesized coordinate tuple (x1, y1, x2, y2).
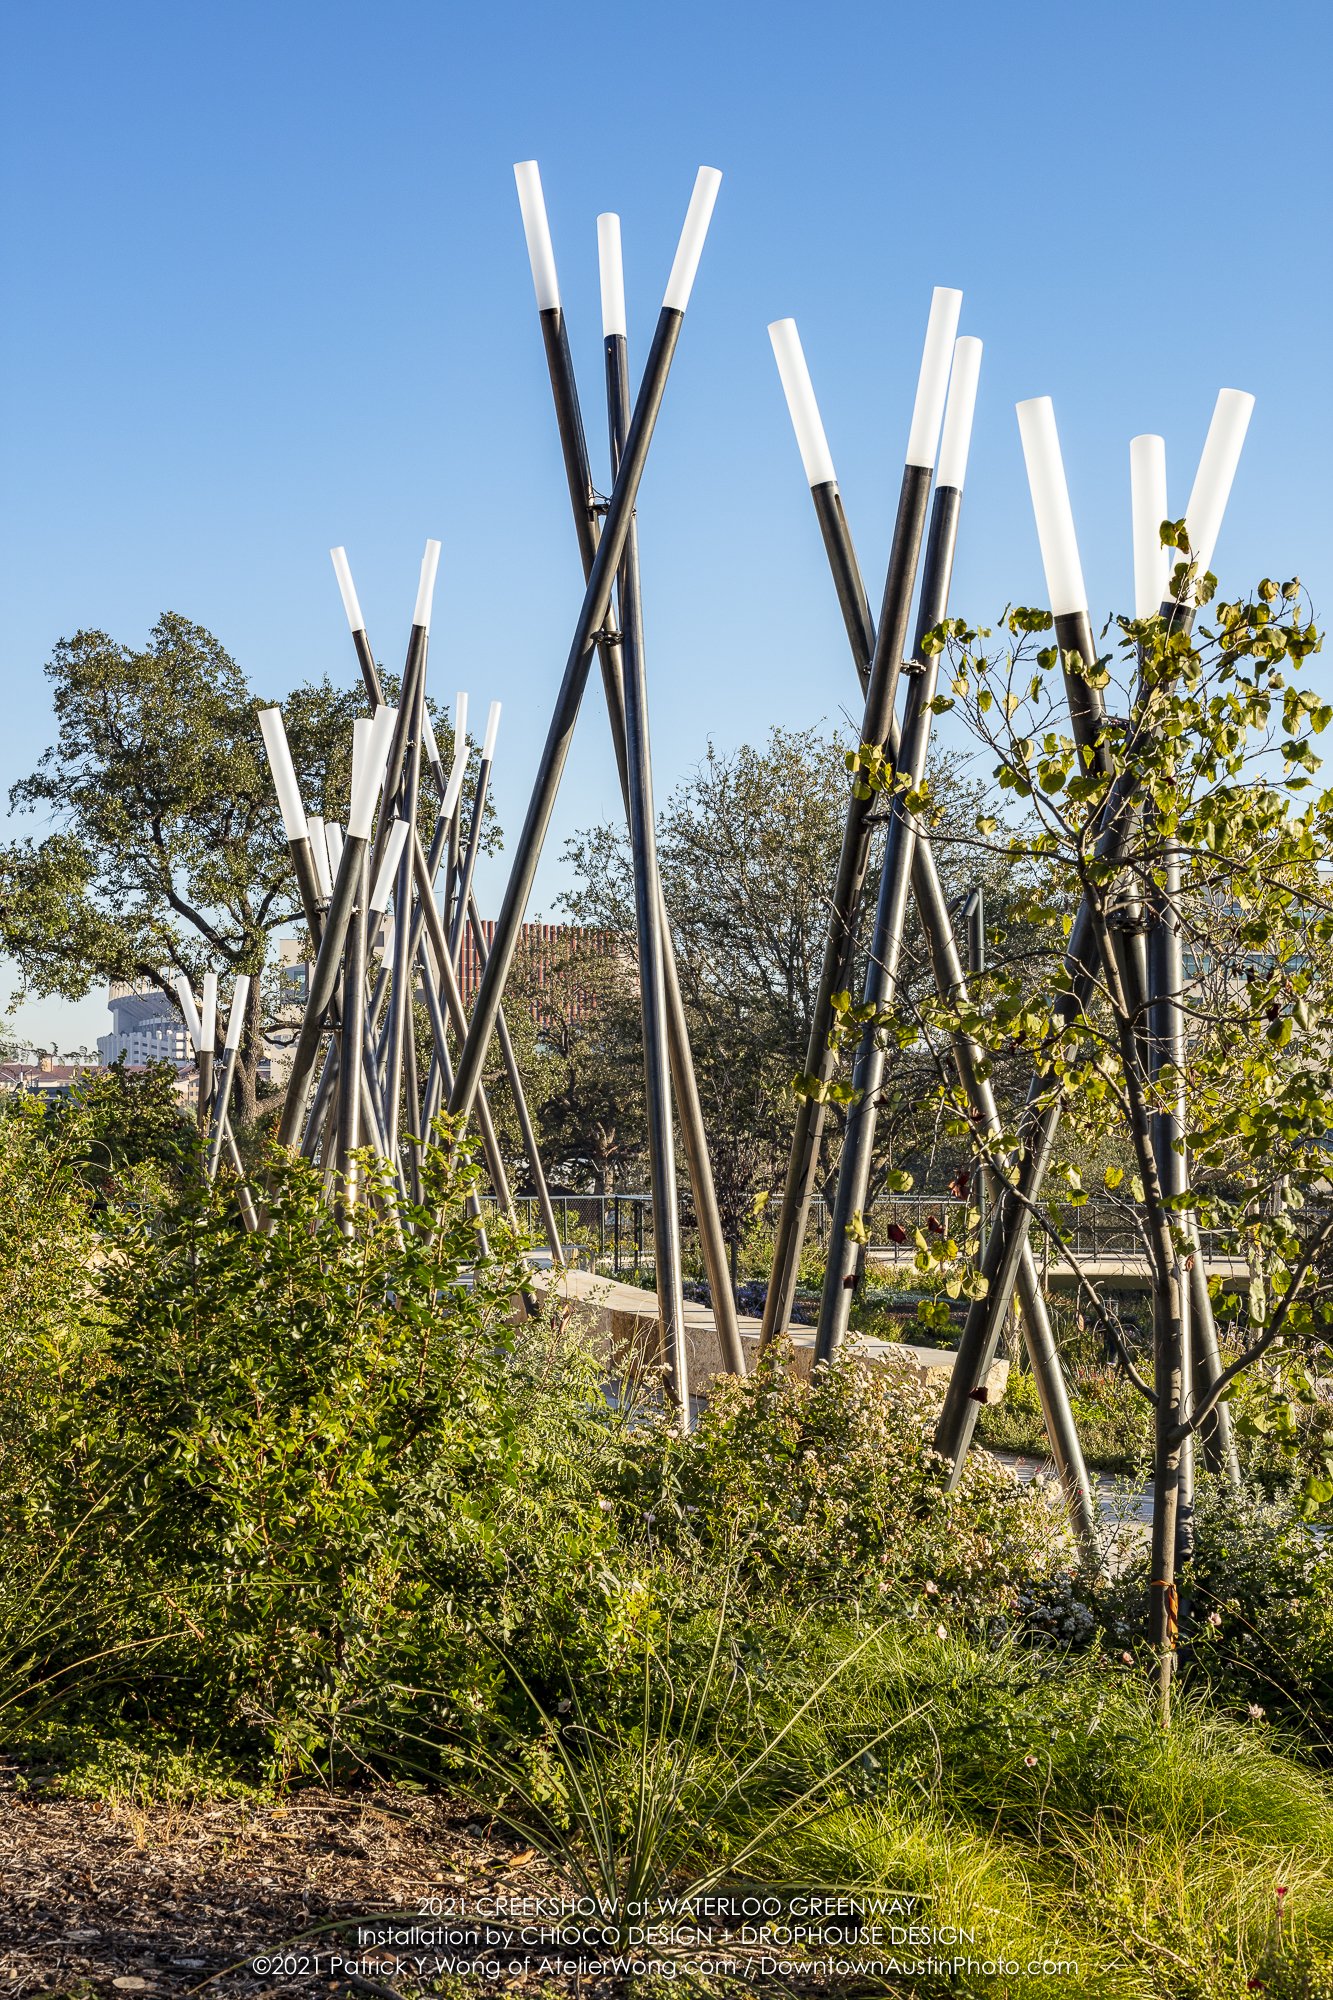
(3, 1134, 639, 1769)
(672, 1341, 1065, 1619)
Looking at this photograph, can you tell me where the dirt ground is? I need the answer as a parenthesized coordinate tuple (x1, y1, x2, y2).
(0, 1757, 567, 2000)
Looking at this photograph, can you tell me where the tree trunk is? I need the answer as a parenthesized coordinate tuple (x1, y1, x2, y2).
(232, 971, 264, 1128)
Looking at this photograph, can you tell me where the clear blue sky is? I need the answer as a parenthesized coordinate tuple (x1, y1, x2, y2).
(4, 0, 1331, 1049)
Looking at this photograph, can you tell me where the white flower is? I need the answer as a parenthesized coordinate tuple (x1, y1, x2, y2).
(1247, 1703, 1265, 1721)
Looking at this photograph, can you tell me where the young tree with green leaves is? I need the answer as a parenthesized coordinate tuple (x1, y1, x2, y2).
(850, 544, 1330, 1718)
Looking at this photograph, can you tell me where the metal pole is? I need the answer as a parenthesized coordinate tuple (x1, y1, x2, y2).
(963, 886, 987, 1245)
(383, 643, 427, 1158)
(448, 748, 492, 960)
(1147, 831, 1194, 1554)
(511, 174, 742, 1373)
(206, 977, 250, 1183)
(816, 467, 967, 1358)
(409, 826, 520, 1229)
(465, 892, 565, 1266)
(759, 464, 936, 1343)
(450, 164, 720, 1130)
(601, 214, 688, 1418)
(276, 833, 370, 1151)
(336, 846, 368, 1213)
(759, 304, 961, 1346)
(772, 398, 1092, 1534)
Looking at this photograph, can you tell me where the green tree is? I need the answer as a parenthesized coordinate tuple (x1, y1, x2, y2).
(3, 616, 366, 1122)
(872, 551, 1331, 1718)
(563, 723, 1036, 1223)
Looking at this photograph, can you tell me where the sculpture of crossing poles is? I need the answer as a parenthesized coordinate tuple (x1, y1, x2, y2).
(934, 389, 1256, 1491)
(759, 288, 961, 1352)
(512, 159, 743, 1376)
(759, 320, 1097, 1540)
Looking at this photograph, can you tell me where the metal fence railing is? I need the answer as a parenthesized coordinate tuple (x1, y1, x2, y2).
(482, 1189, 1300, 1278)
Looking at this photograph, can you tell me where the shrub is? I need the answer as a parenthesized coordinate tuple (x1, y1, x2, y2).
(672, 1341, 1066, 1620)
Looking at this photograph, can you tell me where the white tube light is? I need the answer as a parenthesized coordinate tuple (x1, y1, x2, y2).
(224, 974, 250, 1051)
(175, 974, 203, 1052)
(201, 971, 217, 1049)
(325, 821, 345, 876)
(482, 699, 502, 762)
(662, 166, 722, 312)
(257, 706, 309, 844)
(348, 709, 394, 840)
(905, 287, 964, 469)
(442, 740, 469, 822)
(329, 546, 365, 634)
(414, 539, 442, 632)
(1016, 396, 1088, 618)
(767, 319, 836, 488)
(514, 160, 560, 312)
(370, 819, 411, 914)
(1183, 387, 1255, 580)
(307, 815, 334, 899)
(454, 690, 469, 752)
(422, 706, 442, 772)
(597, 213, 627, 340)
(1130, 434, 1169, 618)
(935, 335, 983, 493)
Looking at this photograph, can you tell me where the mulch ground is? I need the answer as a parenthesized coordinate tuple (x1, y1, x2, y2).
(0, 1758, 574, 2000)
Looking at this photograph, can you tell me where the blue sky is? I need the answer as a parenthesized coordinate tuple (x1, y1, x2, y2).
(4, 0, 1331, 1048)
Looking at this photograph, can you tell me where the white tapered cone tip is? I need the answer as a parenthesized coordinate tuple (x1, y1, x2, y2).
(442, 740, 469, 822)
(597, 213, 627, 339)
(370, 819, 411, 914)
(257, 706, 309, 844)
(768, 319, 836, 488)
(201, 971, 218, 1045)
(1183, 387, 1255, 582)
(174, 975, 203, 1052)
(662, 166, 722, 312)
(1130, 434, 1169, 618)
(454, 692, 469, 748)
(905, 286, 964, 469)
(414, 539, 442, 632)
(330, 546, 365, 634)
(1016, 396, 1088, 618)
(306, 816, 334, 899)
(348, 708, 395, 840)
(224, 975, 250, 1051)
(514, 160, 560, 311)
(935, 336, 983, 493)
(482, 700, 502, 762)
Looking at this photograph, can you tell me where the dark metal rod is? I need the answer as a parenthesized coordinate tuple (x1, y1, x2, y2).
(205, 978, 249, 1183)
(933, 602, 1127, 1474)
(788, 464, 1093, 1533)
(336, 847, 368, 1210)
(1147, 836, 1194, 1565)
(448, 299, 686, 1126)
(384, 645, 428, 1157)
(448, 754, 491, 960)
(410, 826, 519, 1229)
(276, 833, 369, 1150)
(465, 892, 565, 1268)
(604, 268, 688, 1418)
(760, 460, 934, 1347)
(533, 300, 744, 1375)
(816, 477, 965, 1358)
